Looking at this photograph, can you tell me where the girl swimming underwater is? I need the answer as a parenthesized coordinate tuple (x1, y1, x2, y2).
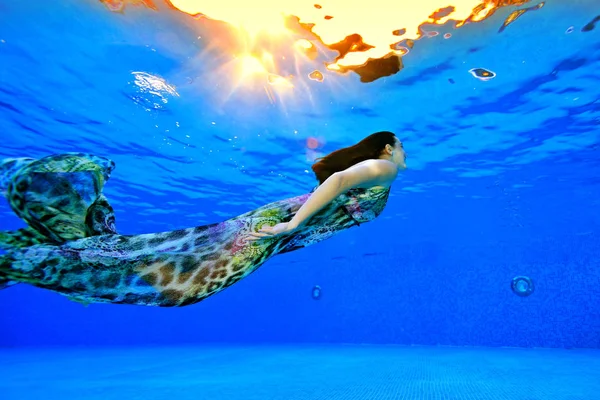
(0, 131, 406, 306)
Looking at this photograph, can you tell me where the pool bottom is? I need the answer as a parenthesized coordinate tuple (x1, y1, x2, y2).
(1, 344, 598, 400)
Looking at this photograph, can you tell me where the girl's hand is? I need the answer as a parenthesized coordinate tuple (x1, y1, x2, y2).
(247, 222, 298, 241)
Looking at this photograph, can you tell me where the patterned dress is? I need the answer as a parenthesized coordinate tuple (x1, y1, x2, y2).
(0, 153, 117, 249)
(0, 156, 391, 307)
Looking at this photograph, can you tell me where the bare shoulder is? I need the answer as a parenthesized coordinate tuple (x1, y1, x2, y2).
(350, 159, 398, 176)
(337, 159, 398, 189)
(355, 158, 397, 170)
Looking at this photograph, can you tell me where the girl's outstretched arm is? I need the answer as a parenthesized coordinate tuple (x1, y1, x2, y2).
(249, 159, 397, 240)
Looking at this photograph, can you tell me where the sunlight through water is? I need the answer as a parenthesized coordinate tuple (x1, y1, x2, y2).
(100, 0, 541, 83)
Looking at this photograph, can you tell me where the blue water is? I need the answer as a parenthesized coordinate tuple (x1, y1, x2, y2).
(1, 0, 599, 398)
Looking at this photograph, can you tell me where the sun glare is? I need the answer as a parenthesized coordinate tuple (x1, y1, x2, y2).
(101, 0, 538, 89)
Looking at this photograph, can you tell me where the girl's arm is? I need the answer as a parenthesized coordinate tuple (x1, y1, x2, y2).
(288, 159, 397, 230)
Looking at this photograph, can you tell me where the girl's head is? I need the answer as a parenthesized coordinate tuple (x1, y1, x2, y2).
(311, 131, 406, 184)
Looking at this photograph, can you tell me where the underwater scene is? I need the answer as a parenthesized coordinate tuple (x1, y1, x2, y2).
(1, 0, 599, 399)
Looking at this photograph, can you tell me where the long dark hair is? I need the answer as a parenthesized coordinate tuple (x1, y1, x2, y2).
(311, 131, 397, 184)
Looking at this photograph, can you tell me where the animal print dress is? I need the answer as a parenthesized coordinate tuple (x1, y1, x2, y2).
(0, 156, 391, 307)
